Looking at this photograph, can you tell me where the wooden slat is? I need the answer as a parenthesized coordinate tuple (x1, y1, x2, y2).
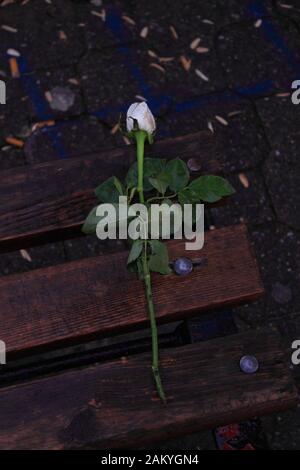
(0, 224, 263, 358)
(0, 131, 218, 252)
(0, 329, 296, 449)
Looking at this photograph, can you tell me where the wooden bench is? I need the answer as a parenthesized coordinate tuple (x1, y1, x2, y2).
(0, 131, 297, 449)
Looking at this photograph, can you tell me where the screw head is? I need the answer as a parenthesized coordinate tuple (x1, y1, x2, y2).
(173, 257, 193, 276)
(239, 355, 259, 374)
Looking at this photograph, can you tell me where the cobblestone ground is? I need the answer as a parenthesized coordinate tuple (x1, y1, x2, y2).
(0, 0, 300, 449)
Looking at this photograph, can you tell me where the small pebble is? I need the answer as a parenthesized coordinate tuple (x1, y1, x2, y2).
(49, 86, 75, 112)
(187, 158, 201, 172)
(271, 282, 292, 304)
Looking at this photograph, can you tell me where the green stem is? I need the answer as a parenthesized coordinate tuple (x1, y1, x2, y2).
(142, 242, 166, 403)
(136, 131, 146, 204)
(135, 131, 166, 403)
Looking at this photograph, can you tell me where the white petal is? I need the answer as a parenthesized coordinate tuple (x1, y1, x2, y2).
(126, 102, 155, 133)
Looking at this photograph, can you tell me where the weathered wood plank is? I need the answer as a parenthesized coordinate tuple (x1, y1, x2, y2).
(0, 225, 263, 358)
(0, 330, 296, 449)
(0, 131, 218, 252)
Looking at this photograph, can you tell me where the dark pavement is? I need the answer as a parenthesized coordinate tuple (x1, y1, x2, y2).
(0, 0, 300, 449)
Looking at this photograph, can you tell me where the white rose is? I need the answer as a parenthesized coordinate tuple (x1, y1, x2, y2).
(126, 102, 156, 134)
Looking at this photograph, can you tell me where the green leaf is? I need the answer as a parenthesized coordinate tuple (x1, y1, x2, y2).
(81, 206, 103, 234)
(95, 176, 122, 203)
(145, 158, 166, 177)
(127, 239, 144, 265)
(178, 187, 199, 205)
(147, 132, 154, 145)
(188, 175, 235, 203)
(148, 240, 172, 275)
(126, 158, 166, 191)
(125, 164, 137, 189)
(82, 198, 131, 235)
(149, 171, 169, 195)
(165, 158, 189, 192)
(148, 202, 182, 237)
(113, 177, 124, 195)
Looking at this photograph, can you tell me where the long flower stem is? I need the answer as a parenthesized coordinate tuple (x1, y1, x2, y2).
(142, 242, 166, 402)
(135, 131, 166, 403)
(136, 131, 146, 204)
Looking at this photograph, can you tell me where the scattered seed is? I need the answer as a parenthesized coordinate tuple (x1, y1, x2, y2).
(228, 110, 243, 117)
(31, 120, 55, 132)
(110, 122, 120, 135)
(20, 249, 32, 262)
(1, 25, 18, 33)
(1, 0, 15, 6)
(148, 49, 157, 58)
(9, 57, 20, 78)
(254, 18, 262, 28)
(58, 30, 67, 40)
(91, 9, 106, 21)
(140, 26, 148, 38)
(209, 225, 216, 230)
(123, 136, 131, 146)
(239, 173, 250, 188)
(135, 94, 147, 101)
(6, 136, 24, 148)
(90, 0, 102, 6)
(276, 92, 290, 97)
(180, 55, 191, 71)
(278, 3, 293, 8)
(45, 91, 52, 102)
(202, 19, 214, 25)
(122, 15, 135, 25)
(207, 121, 214, 133)
(196, 46, 209, 53)
(215, 115, 228, 126)
(159, 56, 174, 63)
(150, 62, 165, 73)
(190, 37, 201, 50)
(7, 48, 20, 57)
(195, 68, 209, 81)
(68, 78, 80, 86)
(169, 25, 178, 40)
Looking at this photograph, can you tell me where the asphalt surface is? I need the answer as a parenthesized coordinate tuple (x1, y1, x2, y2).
(0, 0, 300, 450)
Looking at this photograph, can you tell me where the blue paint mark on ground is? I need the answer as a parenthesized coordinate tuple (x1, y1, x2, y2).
(249, 0, 300, 74)
(14, 56, 68, 159)
(105, 8, 172, 114)
(234, 79, 275, 97)
(10, 0, 300, 158)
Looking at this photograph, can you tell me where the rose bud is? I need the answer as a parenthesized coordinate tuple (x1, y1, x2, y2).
(126, 102, 156, 134)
